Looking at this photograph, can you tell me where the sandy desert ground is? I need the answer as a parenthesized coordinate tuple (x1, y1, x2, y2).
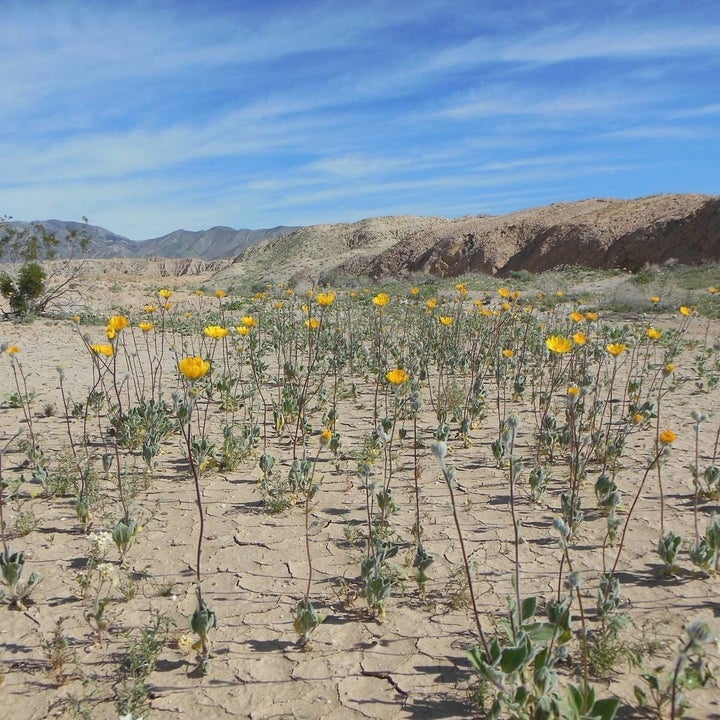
(0, 270, 718, 720)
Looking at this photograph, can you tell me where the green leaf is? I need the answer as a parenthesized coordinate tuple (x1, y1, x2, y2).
(592, 697, 620, 720)
(521, 596, 538, 621)
(501, 643, 530, 674)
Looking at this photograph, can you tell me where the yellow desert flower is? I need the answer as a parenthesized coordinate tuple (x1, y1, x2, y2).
(498, 287, 511, 299)
(241, 316, 258, 328)
(273, 301, 284, 309)
(204, 325, 229, 339)
(710, 287, 718, 295)
(439, 316, 453, 326)
(161, 302, 172, 311)
(184, 311, 192, 319)
(573, 332, 587, 346)
(215, 289, 227, 299)
(138, 322, 154, 332)
(411, 286, 420, 295)
(662, 363, 676, 376)
(556, 290, 564, 298)
(237, 326, 251, 336)
(646, 327, 662, 341)
(372, 292, 390, 307)
(585, 312, 599, 322)
(456, 282, 468, 295)
(679, 305, 693, 317)
(106, 326, 116, 340)
(90, 343, 114, 357)
(501, 302, 511, 312)
(316, 291, 336, 307)
(320, 428, 333, 444)
(512, 290, 522, 300)
(7, 345, 20, 355)
(144, 304, 157, 313)
(386, 368, 410, 385)
(426, 298, 437, 310)
(306, 318, 320, 329)
(606, 343, 627, 357)
(195, 289, 204, 296)
(502, 348, 515, 358)
(567, 384, 581, 399)
(659, 429, 677, 445)
(108, 315, 129, 333)
(632, 412, 645, 425)
(546, 335, 573, 354)
(570, 311, 585, 323)
(650, 295, 660, 304)
(158, 288, 173, 299)
(178, 356, 210, 381)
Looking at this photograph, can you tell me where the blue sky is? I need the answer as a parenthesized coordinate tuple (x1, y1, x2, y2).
(2, 0, 719, 240)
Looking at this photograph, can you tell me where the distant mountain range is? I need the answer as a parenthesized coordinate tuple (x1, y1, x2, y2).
(0, 220, 300, 261)
(4, 194, 719, 284)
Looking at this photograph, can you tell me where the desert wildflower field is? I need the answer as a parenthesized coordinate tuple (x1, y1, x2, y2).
(0, 268, 719, 719)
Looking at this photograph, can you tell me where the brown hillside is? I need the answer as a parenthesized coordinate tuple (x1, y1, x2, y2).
(342, 194, 720, 279)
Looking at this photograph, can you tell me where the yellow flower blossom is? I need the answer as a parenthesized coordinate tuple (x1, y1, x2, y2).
(195, 289, 204, 296)
(144, 304, 157, 313)
(646, 327, 662, 340)
(241, 316, 258, 328)
(274, 301, 284, 309)
(204, 325, 229, 339)
(237, 326, 251, 336)
(567, 384, 581, 399)
(585, 312, 599, 322)
(306, 318, 320, 329)
(89, 343, 114, 357)
(439, 316, 454, 326)
(106, 326, 116, 340)
(316, 291, 336, 307)
(498, 287, 511, 299)
(679, 305, 693, 317)
(556, 290, 564, 298)
(710, 287, 718, 295)
(138, 322, 154, 332)
(178, 356, 210, 381)
(546, 335, 573, 354)
(570, 311, 585, 323)
(650, 295, 660, 304)
(108, 315, 129, 333)
(663, 363, 676, 376)
(606, 343, 627, 357)
(320, 428, 333, 444)
(161, 302, 172, 311)
(411, 286, 420, 295)
(455, 283, 468, 296)
(215, 289, 227, 299)
(502, 348, 514, 358)
(426, 298, 437, 310)
(573, 332, 587, 346)
(386, 368, 410, 385)
(7, 345, 20, 355)
(659, 429, 677, 445)
(158, 288, 172, 299)
(632, 412, 645, 424)
(373, 292, 390, 307)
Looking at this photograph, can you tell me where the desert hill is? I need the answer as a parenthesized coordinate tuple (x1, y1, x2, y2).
(4, 195, 718, 286)
(218, 194, 720, 286)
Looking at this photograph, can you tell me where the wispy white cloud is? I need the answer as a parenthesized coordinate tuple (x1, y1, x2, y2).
(2, 1, 718, 237)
